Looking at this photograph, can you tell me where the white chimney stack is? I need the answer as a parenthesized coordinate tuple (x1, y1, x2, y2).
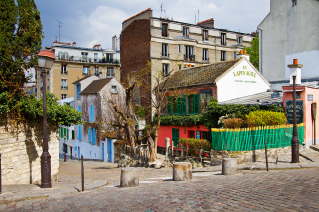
(237, 50, 250, 60)
(112, 35, 117, 50)
(288, 59, 302, 85)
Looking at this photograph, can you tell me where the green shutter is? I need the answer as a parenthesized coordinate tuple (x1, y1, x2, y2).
(172, 97, 176, 113)
(182, 95, 186, 114)
(67, 129, 69, 140)
(194, 94, 199, 114)
(188, 95, 191, 114)
(72, 130, 74, 140)
(64, 128, 66, 136)
(172, 128, 180, 146)
(167, 96, 171, 114)
(177, 97, 181, 114)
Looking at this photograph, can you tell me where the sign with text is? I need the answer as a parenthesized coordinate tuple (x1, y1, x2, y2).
(286, 100, 303, 124)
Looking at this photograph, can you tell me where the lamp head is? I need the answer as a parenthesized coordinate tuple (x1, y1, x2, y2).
(37, 49, 55, 69)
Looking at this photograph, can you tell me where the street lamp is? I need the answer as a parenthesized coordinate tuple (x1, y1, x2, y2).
(37, 49, 55, 188)
(288, 59, 303, 163)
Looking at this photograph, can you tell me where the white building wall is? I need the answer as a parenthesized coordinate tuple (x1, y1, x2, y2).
(216, 59, 270, 102)
(258, 0, 319, 82)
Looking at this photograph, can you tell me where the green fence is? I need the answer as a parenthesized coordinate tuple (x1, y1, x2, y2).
(211, 124, 304, 151)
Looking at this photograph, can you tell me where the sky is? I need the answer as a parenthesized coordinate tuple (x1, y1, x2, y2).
(34, 0, 270, 50)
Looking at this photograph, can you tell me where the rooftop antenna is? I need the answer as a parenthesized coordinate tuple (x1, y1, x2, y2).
(160, 3, 163, 18)
(56, 20, 63, 42)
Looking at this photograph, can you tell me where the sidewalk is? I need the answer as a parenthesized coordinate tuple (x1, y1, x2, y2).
(1, 145, 318, 204)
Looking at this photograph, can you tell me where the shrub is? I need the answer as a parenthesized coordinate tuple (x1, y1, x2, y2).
(246, 110, 287, 127)
(153, 114, 203, 126)
(179, 138, 211, 151)
(222, 118, 243, 128)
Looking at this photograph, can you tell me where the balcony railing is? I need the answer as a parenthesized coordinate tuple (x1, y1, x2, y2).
(184, 54, 195, 62)
(203, 57, 209, 62)
(61, 71, 68, 75)
(61, 86, 68, 90)
(161, 53, 169, 57)
(56, 56, 120, 64)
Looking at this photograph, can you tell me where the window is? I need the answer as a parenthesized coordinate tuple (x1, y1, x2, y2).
(81, 52, 88, 62)
(94, 67, 99, 76)
(94, 53, 98, 62)
(72, 130, 74, 140)
(188, 94, 199, 114)
(111, 85, 117, 93)
(292, 0, 297, 6)
(178, 64, 181, 70)
(238, 36, 242, 45)
(234, 52, 237, 59)
(107, 67, 114, 77)
(221, 33, 226, 45)
(162, 23, 168, 37)
(184, 45, 194, 61)
(167, 95, 186, 115)
(83, 66, 90, 75)
(163, 64, 169, 76)
(203, 30, 208, 41)
(63, 143, 67, 153)
(106, 54, 113, 63)
(189, 130, 195, 138)
(76, 84, 81, 99)
(61, 79, 67, 89)
(162, 43, 169, 57)
(88, 127, 96, 144)
(203, 49, 208, 61)
(78, 106, 81, 140)
(90, 105, 94, 122)
(221, 51, 226, 61)
(178, 45, 181, 54)
(61, 64, 67, 74)
(202, 131, 208, 140)
(47, 79, 49, 90)
(183, 27, 189, 37)
(199, 92, 212, 113)
(62, 94, 67, 99)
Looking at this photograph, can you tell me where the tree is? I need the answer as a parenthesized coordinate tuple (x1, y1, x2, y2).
(244, 35, 259, 70)
(107, 61, 181, 162)
(0, 0, 43, 94)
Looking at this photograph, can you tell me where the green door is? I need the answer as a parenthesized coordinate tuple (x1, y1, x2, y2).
(172, 128, 180, 146)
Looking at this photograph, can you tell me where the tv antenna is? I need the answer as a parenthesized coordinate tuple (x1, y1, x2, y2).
(56, 20, 63, 42)
(160, 3, 163, 18)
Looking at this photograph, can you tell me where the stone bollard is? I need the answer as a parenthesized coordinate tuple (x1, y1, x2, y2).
(165, 138, 170, 161)
(120, 167, 139, 187)
(173, 162, 192, 181)
(222, 158, 238, 175)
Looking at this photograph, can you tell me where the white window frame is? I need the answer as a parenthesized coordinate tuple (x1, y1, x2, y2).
(162, 43, 169, 57)
(203, 30, 208, 41)
(178, 45, 181, 54)
(83, 66, 90, 75)
(94, 67, 99, 76)
(61, 79, 67, 89)
(107, 67, 114, 78)
(62, 94, 67, 99)
(221, 51, 226, 61)
(111, 85, 117, 93)
(203, 49, 208, 61)
(163, 64, 169, 76)
(183, 27, 189, 37)
(221, 33, 226, 45)
(61, 64, 67, 74)
(238, 36, 242, 45)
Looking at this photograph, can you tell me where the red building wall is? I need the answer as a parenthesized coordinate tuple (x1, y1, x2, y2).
(157, 125, 209, 148)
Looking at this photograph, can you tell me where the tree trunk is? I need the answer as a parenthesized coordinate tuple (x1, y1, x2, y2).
(146, 134, 156, 162)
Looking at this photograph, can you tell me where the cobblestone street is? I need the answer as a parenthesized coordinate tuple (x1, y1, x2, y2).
(1, 164, 318, 211)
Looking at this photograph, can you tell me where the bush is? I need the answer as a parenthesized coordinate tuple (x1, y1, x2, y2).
(153, 114, 203, 126)
(179, 138, 211, 152)
(222, 118, 243, 128)
(246, 110, 287, 127)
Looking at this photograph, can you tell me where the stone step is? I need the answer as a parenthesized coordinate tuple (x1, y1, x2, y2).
(310, 144, 319, 152)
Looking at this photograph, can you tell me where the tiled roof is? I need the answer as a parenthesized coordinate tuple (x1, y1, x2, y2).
(163, 58, 242, 89)
(197, 18, 214, 25)
(122, 8, 151, 24)
(219, 91, 282, 106)
(72, 76, 91, 84)
(81, 78, 113, 94)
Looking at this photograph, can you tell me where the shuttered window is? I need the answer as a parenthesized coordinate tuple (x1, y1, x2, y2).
(89, 127, 91, 143)
(167, 96, 171, 114)
(79, 126, 82, 140)
(92, 128, 96, 145)
(188, 94, 199, 114)
(167, 95, 186, 115)
(172, 128, 180, 146)
(90, 106, 94, 122)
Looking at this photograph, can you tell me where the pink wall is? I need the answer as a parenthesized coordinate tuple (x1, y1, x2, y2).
(157, 125, 209, 148)
(282, 86, 319, 148)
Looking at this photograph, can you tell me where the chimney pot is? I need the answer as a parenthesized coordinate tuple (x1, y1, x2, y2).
(240, 50, 243, 54)
(293, 59, 298, 64)
(244, 50, 247, 55)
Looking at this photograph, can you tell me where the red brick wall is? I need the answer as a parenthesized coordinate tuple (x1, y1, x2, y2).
(121, 19, 152, 122)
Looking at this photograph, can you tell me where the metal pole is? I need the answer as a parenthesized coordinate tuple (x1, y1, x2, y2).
(41, 69, 52, 188)
(0, 154, 2, 194)
(81, 155, 84, 192)
(264, 141, 269, 172)
(291, 76, 300, 163)
(64, 137, 66, 162)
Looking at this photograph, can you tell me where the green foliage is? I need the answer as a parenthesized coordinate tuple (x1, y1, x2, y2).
(266, 104, 284, 113)
(179, 138, 211, 155)
(153, 114, 203, 126)
(0, 92, 83, 127)
(246, 110, 287, 127)
(0, 0, 43, 93)
(202, 99, 259, 129)
(222, 118, 243, 129)
(244, 35, 259, 70)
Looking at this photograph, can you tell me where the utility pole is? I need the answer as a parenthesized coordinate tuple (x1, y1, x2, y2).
(56, 20, 63, 42)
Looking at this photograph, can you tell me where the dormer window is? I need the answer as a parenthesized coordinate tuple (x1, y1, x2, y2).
(183, 27, 189, 37)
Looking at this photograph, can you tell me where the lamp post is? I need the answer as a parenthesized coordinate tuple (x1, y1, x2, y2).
(288, 59, 303, 163)
(37, 49, 55, 188)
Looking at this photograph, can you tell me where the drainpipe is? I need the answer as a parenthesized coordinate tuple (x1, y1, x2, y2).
(257, 27, 262, 75)
(215, 35, 217, 62)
